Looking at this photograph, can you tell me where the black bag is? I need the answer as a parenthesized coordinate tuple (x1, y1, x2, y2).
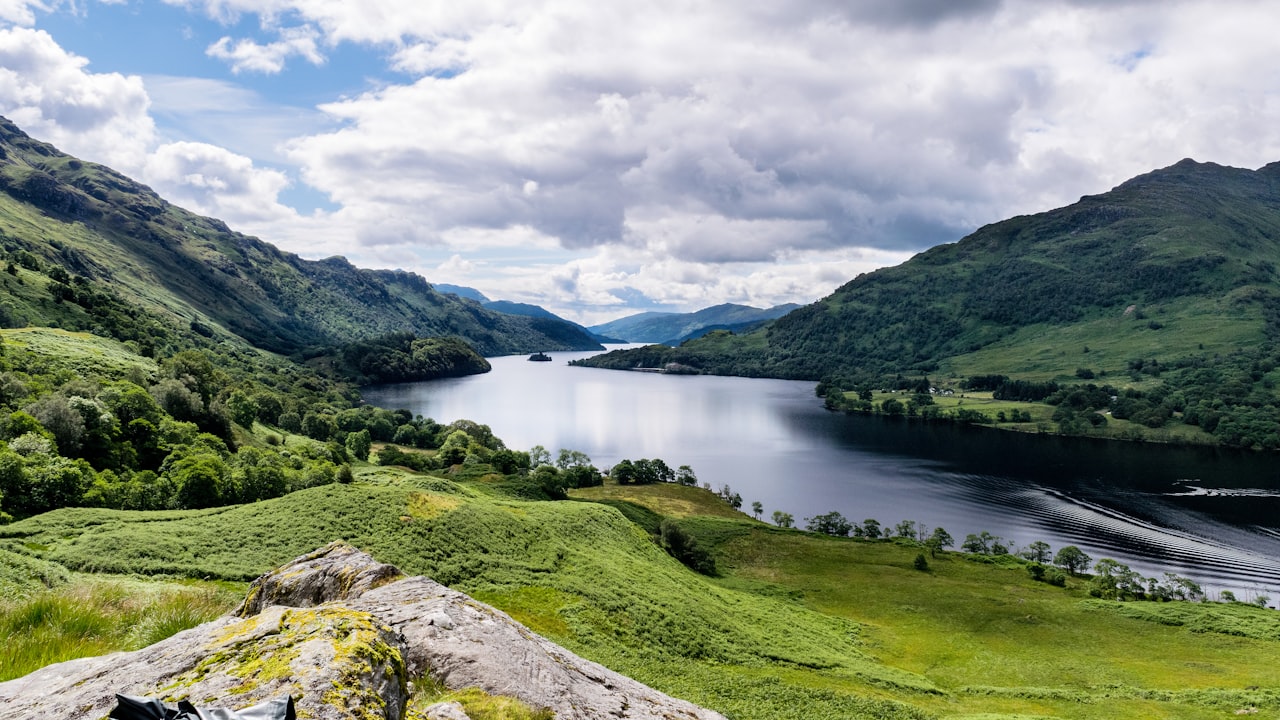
(109, 694, 296, 720)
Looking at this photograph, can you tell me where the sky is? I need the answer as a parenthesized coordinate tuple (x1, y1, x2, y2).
(1, 1, 1279, 325)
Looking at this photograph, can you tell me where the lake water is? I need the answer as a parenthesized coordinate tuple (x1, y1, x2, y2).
(361, 349, 1280, 598)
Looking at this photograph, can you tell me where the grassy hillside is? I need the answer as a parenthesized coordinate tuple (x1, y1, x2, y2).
(586, 159, 1280, 379)
(0, 116, 600, 357)
(3, 468, 1279, 718)
(577, 160, 1280, 449)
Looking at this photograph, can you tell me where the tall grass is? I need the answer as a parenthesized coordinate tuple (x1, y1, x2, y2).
(0, 579, 240, 681)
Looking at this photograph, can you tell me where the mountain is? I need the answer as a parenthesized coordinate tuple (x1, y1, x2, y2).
(576, 160, 1280, 448)
(589, 303, 801, 345)
(433, 283, 491, 303)
(430, 285, 623, 344)
(583, 159, 1280, 379)
(0, 117, 601, 357)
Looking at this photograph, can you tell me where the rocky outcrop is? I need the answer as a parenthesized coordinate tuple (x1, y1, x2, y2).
(0, 542, 728, 720)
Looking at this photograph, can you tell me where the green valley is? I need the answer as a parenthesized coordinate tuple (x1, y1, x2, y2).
(0, 115, 1277, 720)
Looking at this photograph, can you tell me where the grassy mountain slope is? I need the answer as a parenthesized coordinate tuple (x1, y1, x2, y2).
(0, 117, 600, 357)
(583, 160, 1280, 379)
(589, 302, 801, 345)
(4, 468, 1279, 719)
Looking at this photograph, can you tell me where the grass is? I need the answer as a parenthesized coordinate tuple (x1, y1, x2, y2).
(6, 472, 1280, 719)
(854, 389, 1222, 446)
(570, 481, 750, 519)
(941, 297, 1264, 382)
(409, 682, 554, 720)
(0, 575, 241, 681)
(0, 327, 159, 380)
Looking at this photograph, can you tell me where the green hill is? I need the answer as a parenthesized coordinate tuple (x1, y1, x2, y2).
(5, 467, 1280, 719)
(0, 116, 600, 358)
(577, 160, 1280, 448)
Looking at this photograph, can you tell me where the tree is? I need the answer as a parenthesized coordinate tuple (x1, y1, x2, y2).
(562, 464, 602, 488)
(301, 412, 337, 441)
(555, 448, 592, 470)
(751, 501, 763, 520)
(438, 430, 472, 466)
(226, 390, 259, 428)
(925, 527, 953, 557)
(659, 520, 716, 575)
(528, 445, 552, 468)
(344, 429, 372, 462)
(25, 394, 84, 455)
(772, 510, 794, 528)
(894, 520, 917, 539)
(531, 465, 568, 499)
(610, 459, 636, 484)
(490, 449, 531, 475)
(913, 553, 929, 571)
(962, 531, 999, 554)
(169, 453, 229, 509)
(675, 465, 698, 486)
(1021, 540, 1052, 564)
(861, 518, 882, 539)
(805, 511, 852, 536)
(1053, 545, 1091, 575)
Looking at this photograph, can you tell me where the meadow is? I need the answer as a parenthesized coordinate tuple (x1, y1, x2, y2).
(4, 456, 1279, 719)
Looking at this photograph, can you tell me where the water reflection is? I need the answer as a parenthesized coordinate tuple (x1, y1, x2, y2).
(361, 350, 1280, 596)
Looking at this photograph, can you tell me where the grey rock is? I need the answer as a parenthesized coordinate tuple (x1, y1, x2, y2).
(423, 700, 471, 719)
(234, 539, 403, 617)
(0, 542, 727, 720)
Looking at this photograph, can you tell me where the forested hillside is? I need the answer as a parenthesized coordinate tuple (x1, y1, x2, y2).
(0, 117, 600, 357)
(578, 160, 1280, 448)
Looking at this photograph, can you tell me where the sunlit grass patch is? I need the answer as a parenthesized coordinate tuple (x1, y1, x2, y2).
(570, 480, 750, 519)
(0, 577, 241, 681)
(408, 682, 554, 720)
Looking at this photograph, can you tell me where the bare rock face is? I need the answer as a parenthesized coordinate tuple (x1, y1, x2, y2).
(234, 540, 404, 617)
(0, 542, 728, 720)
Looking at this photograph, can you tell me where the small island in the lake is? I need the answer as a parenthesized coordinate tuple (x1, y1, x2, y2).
(528, 351, 552, 362)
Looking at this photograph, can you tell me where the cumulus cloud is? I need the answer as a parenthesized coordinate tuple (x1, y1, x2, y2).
(206, 24, 324, 74)
(0, 0, 43, 26)
(0, 26, 154, 171)
(142, 141, 298, 223)
(8, 1, 1280, 322)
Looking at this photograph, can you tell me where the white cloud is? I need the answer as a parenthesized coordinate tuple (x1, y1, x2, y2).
(142, 0, 1280, 320)
(0, 0, 43, 26)
(142, 141, 297, 223)
(9, 1, 1280, 323)
(0, 26, 154, 172)
(206, 24, 324, 74)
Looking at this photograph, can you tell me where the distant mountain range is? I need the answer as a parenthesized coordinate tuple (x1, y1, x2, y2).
(0, 117, 601, 357)
(588, 303, 801, 345)
(430, 285, 622, 344)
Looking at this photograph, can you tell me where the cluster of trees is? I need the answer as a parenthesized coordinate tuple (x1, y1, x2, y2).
(373, 429, 606, 499)
(327, 333, 491, 384)
(818, 386, 998, 426)
(0, 343, 364, 518)
(785, 511, 1226, 605)
(801, 511, 958, 556)
(610, 458, 697, 486)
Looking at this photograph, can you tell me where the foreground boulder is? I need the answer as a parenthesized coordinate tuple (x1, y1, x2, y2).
(0, 541, 727, 720)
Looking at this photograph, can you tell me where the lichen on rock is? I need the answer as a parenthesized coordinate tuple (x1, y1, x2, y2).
(0, 541, 727, 720)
